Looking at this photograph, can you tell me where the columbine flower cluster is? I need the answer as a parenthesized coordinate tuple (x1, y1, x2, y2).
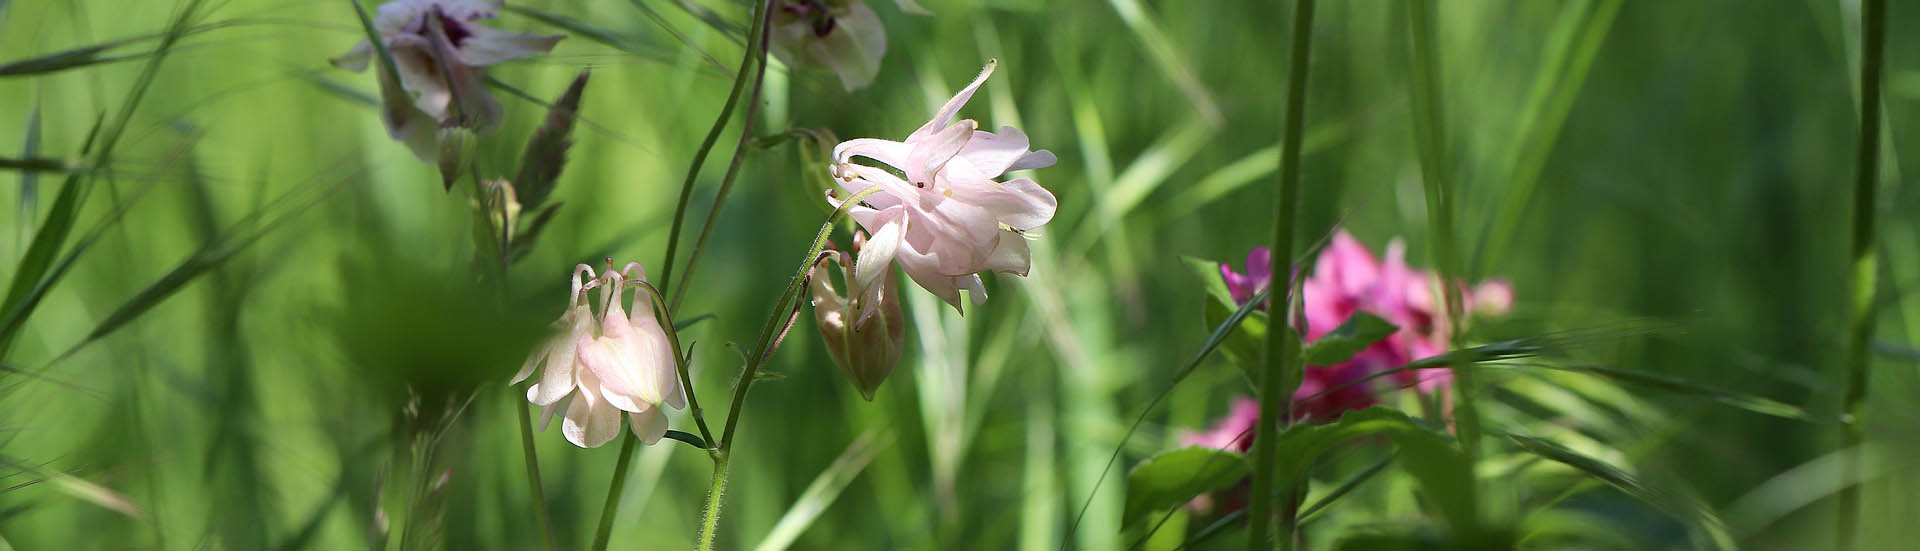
(333, 0, 562, 161)
(827, 60, 1058, 313)
(513, 263, 685, 448)
(1214, 230, 1514, 421)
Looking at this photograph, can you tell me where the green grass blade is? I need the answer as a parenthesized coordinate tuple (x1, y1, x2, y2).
(751, 429, 891, 551)
(1102, 0, 1221, 123)
(14, 109, 39, 253)
(1506, 433, 1734, 548)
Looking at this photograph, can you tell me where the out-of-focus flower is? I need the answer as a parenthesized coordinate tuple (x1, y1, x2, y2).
(828, 60, 1059, 311)
(809, 233, 908, 400)
(513, 263, 685, 448)
(770, 0, 926, 91)
(1181, 397, 1260, 452)
(333, 0, 562, 161)
(1217, 230, 1515, 420)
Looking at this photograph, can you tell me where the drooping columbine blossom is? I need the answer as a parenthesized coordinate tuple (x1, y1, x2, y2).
(828, 60, 1059, 311)
(770, 0, 926, 91)
(333, 0, 562, 161)
(513, 263, 686, 448)
(1217, 230, 1515, 420)
(808, 233, 907, 400)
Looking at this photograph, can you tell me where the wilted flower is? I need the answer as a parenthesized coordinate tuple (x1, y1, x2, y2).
(808, 233, 907, 400)
(828, 60, 1059, 311)
(1217, 230, 1515, 419)
(333, 0, 563, 161)
(770, 0, 926, 91)
(512, 263, 686, 448)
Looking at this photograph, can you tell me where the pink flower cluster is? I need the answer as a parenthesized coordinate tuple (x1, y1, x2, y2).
(1194, 230, 1513, 443)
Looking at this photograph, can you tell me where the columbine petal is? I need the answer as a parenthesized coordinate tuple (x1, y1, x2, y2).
(629, 406, 668, 445)
(808, 1, 886, 91)
(450, 26, 563, 66)
(834, 138, 914, 168)
(905, 119, 976, 186)
(957, 126, 1056, 177)
(946, 176, 1057, 230)
(856, 221, 905, 291)
(562, 383, 621, 448)
(909, 60, 995, 142)
(983, 230, 1032, 276)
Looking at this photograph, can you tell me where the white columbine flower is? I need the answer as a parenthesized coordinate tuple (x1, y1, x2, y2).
(828, 60, 1058, 311)
(332, 0, 562, 161)
(513, 263, 686, 448)
(808, 233, 907, 400)
(770, 0, 926, 91)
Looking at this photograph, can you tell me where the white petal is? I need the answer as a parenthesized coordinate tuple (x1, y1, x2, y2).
(856, 220, 905, 292)
(833, 138, 913, 167)
(947, 176, 1057, 230)
(983, 231, 1033, 276)
(330, 41, 374, 72)
(955, 126, 1054, 177)
(809, 2, 886, 91)
(958, 274, 988, 307)
(600, 384, 643, 413)
(896, 251, 966, 311)
(910, 60, 996, 143)
(562, 386, 621, 448)
(629, 406, 668, 445)
(905, 119, 976, 186)
(452, 27, 563, 66)
(537, 399, 562, 431)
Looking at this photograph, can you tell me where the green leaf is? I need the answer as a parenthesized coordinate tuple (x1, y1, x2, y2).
(1490, 363, 1827, 422)
(1269, 408, 1477, 535)
(1180, 255, 1234, 308)
(1506, 433, 1734, 548)
(1123, 446, 1249, 522)
(1303, 313, 1398, 366)
(752, 430, 891, 551)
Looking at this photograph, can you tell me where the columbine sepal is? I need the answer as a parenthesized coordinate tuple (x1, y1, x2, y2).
(809, 237, 906, 400)
(513, 262, 685, 448)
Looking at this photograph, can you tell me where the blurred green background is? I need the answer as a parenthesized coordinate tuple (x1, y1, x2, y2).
(2, 0, 1918, 549)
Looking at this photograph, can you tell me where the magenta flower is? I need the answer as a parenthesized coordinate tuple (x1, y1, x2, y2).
(1215, 230, 1514, 420)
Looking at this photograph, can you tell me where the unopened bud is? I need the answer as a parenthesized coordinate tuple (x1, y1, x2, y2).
(809, 251, 906, 400)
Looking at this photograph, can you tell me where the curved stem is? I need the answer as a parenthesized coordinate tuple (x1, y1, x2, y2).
(1836, 0, 1887, 549)
(514, 399, 556, 551)
(671, 0, 780, 311)
(659, 0, 775, 295)
(1248, 1, 1315, 549)
(692, 187, 884, 546)
(589, 433, 639, 551)
(635, 279, 716, 445)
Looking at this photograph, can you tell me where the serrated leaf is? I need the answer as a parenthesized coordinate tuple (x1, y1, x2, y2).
(1303, 313, 1397, 366)
(1123, 446, 1249, 522)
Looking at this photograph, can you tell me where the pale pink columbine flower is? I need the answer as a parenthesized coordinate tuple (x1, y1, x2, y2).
(770, 0, 927, 91)
(512, 263, 686, 448)
(332, 0, 563, 161)
(828, 60, 1059, 311)
(1218, 231, 1515, 418)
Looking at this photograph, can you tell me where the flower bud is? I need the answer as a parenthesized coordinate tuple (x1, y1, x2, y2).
(809, 247, 906, 400)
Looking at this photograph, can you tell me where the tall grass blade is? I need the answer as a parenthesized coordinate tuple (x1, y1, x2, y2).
(1836, 0, 1889, 547)
(1506, 433, 1735, 548)
(751, 429, 891, 551)
(1101, 0, 1221, 123)
(14, 109, 39, 253)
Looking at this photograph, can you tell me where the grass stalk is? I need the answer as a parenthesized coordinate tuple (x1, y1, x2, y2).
(1248, 0, 1315, 549)
(1404, 0, 1481, 463)
(1835, 0, 1887, 548)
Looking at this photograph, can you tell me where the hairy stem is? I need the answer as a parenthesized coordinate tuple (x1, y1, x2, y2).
(1248, 0, 1315, 549)
(1836, 0, 1886, 548)
(659, 0, 774, 295)
(695, 451, 730, 551)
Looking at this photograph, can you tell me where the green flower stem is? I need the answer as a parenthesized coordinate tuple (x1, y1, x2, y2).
(670, 0, 779, 311)
(589, 433, 639, 551)
(1836, 0, 1887, 549)
(1248, 0, 1315, 549)
(513, 399, 556, 551)
(695, 186, 885, 551)
(659, 0, 775, 295)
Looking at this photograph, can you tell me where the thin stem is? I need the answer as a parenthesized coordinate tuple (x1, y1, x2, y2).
(514, 399, 556, 551)
(659, 0, 774, 295)
(635, 279, 716, 445)
(589, 433, 639, 551)
(1836, 0, 1887, 549)
(671, 0, 779, 310)
(1404, 0, 1480, 464)
(694, 186, 884, 547)
(1248, 1, 1315, 549)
